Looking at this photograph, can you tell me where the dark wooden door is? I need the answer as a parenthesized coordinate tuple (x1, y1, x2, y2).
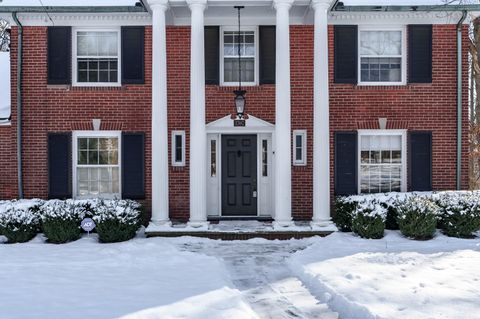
(222, 135, 257, 216)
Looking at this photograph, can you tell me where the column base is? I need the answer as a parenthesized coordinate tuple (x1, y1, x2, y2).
(311, 219, 338, 231)
(145, 220, 172, 233)
(187, 221, 210, 230)
(272, 220, 295, 230)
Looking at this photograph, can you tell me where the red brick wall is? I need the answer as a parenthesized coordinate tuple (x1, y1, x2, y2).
(0, 24, 469, 222)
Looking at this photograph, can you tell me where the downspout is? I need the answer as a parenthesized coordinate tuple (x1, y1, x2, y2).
(456, 10, 467, 190)
(12, 12, 23, 199)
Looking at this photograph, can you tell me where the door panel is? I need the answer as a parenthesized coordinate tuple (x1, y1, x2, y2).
(222, 135, 257, 216)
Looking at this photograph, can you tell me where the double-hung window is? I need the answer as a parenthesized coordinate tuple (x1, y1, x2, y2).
(293, 130, 307, 166)
(221, 27, 258, 86)
(359, 130, 406, 194)
(359, 27, 406, 85)
(73, 131, 121, 199)
(73, 28, 121, 86)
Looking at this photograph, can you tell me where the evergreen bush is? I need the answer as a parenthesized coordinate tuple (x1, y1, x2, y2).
(351, 200, 387, 239)
(93, 200, 141, 243)
(0, 206, 40, 243)
(333, 197, 357, 232)
(41, 200, 86, 244)
(395, 196, 438, 240)
(436, 193, 480, 238)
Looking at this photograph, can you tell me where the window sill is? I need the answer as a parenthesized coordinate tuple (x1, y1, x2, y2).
(0, 121, 11, 127)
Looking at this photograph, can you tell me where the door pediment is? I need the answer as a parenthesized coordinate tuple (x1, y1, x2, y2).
(206, 114, 274, 133)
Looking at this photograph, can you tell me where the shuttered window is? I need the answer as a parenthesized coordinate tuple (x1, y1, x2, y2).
(221, 27, 258, 86)
(73, 131, 121, 199)
(73, 28, 121, 86)
(358, 130, 407, 194)
(359, 27, 406, 85)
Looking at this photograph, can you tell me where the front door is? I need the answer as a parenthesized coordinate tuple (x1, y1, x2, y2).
(221, 135, 257, 216)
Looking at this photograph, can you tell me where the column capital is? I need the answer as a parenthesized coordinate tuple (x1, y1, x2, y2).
(311, 0, 332, 11)
(187, 0, 207, 11)
(146, 0, 169, 11)
(273, 0, 295, 11)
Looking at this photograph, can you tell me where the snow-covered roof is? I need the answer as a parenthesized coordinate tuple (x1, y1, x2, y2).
(0, 0, 138, 6)
(340, 0, 478, 5)
(0, 52, 10, 123)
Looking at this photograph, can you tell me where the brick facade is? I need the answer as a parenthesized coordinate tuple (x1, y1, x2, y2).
(0, 24, 470, 222)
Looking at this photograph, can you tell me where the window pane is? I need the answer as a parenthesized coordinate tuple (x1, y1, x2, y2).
(360, 31, 402, 56)
(224, 58, 255, 83)
(361, 151, 370, 164)
(99, 151, 109, 165)
(211, 140, 217, 177)
(392, 150, 402, 163)
(296, 135, 302, 148)
(361, 57, 401, 82)
(381, 150, 391, 163)
(77, 58, 118, 83)
(89, 167, 99, 181)
(296, 148, 302, 161)
(78, 150, 88, 165)
(262, 140, 268, 177)
(78, 168, 88, 181)
(99, 167, 110, 181)
(175, 135, 183, 163)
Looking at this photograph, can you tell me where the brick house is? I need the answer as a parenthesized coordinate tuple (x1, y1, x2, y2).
(0, 0, 475, 231)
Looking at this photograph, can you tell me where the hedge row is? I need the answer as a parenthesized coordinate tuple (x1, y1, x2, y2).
(0, 199, 142, 244)
(334, 191, 480, 239)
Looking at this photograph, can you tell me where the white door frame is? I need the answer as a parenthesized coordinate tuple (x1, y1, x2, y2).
(206, 115, 275, 217)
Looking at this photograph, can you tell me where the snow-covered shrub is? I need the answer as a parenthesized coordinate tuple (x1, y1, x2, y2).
(40, 200, 86, 244)
(351, 200, 387, 239)
(395, 196, 439, 240)
(435, 192, 480, 238)
(333, 197, 356, 232)
(93, 199, 141, 243)
(0, 205, 40, 243)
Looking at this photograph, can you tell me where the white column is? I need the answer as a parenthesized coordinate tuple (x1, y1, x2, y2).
(311, 0, 333, 228)
(273, 0, 295, 228)
(187, 0, 209, 228)
(148, 0, 171, 227)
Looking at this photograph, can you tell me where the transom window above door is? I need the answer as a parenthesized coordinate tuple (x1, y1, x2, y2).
(221, 27, 258, 86)
(73, 29, 121, 86)
(359, 27, 406, 85)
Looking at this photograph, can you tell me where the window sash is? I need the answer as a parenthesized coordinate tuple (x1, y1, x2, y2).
(358, 27, 406, 85)
(357, 131, 406, 194)
(171, 131, 186, 166)
(220, 26, 258, 86)
(73, 28, 121, 86)
(293, 130, 307, 166)
(73, 131, 121, 199)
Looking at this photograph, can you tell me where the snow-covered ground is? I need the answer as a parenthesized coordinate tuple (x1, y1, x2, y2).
(0, 233, 258, 319)
(289, 231, 480, 319)
(1, 229, 479, 319)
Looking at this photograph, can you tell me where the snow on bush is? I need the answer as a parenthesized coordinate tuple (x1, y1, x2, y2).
(435, 192, 480, 238)
(0, 202, 42, 243)
(40, 200, 87, 244)
(92, 199, 142, 243)
(351, 200, 387, 239)
(395, 196, 439, 240)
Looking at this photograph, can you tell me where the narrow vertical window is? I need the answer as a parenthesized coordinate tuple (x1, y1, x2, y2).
(262, 139, 268, 177)
(293, 130, 307, 166)
(211, 139, 217, 177)
(171, 131, 185, 167)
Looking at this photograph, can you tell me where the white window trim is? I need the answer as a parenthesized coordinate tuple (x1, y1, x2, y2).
(357, 25, 407, 86)
(357, 129, 407, 194)
(171, 130, 186, 167)
(72, 27, 122, 87)
(72, 130, 122, 199)
(293, 130, 307, 166)
(220, 25, 259, 87)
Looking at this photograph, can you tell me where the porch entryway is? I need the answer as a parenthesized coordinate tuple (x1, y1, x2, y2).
(206, 115, 275, 219)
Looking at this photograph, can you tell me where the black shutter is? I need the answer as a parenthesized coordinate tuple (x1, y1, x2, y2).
(408, 25, 433, 83)
(48, 132, 72, 199)
(334, 25, 358, 84)
(409, 131, 432, 191)
(122, 132, 145, 199)
(334, 132, 358, 196)
(259, 26, 276, 84)
(205, 26, 220, 85)
(47, 27, 71, 85)
(122, 26, 145, 84)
